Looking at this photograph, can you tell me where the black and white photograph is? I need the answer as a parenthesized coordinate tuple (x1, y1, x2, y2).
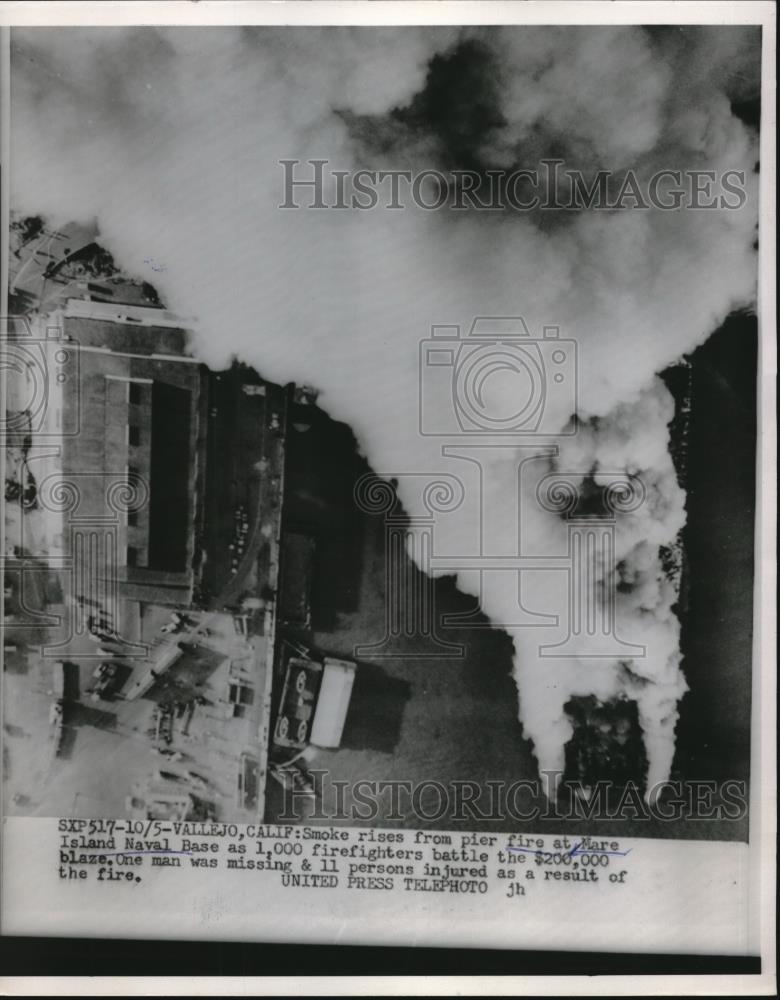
(0, 0, 775, 990)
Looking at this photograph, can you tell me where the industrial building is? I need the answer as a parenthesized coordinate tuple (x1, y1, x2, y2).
(53, 298, 209, 617)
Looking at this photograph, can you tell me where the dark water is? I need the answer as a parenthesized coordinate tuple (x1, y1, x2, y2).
(671, 313, 757, 795)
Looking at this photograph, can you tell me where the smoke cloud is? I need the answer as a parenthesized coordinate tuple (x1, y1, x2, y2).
(10, 25, 760, 791)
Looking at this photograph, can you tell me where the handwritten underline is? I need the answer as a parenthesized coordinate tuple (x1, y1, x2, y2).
(100, 850, 192, 857)
(508, 841, 632, 858)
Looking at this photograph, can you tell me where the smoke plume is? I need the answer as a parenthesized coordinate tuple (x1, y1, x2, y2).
(10, 25, 760, 790)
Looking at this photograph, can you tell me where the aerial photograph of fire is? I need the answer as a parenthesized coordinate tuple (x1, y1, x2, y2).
(2, 24, 760, 838)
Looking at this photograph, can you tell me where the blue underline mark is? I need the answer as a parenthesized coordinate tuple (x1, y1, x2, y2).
(508, 841, 632, 858)
(100, 850, 192, 857)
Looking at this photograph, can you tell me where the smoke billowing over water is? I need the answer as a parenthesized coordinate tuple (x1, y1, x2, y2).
(11, 25, 760, 790)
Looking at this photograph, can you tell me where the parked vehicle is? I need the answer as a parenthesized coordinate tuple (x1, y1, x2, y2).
(49, 685, 65, 758)
(273, 656, 322, 751)
(90, 662, 118, 701)
(272, 647, 357, 753)
(310, 658, 357, 749)
(52, 661, 65, 700)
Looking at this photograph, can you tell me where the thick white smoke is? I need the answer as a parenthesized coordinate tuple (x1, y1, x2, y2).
(10, 25, 759, 790)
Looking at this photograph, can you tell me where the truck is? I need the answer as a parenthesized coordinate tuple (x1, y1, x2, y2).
(50, 661, 67, 757)
(273, 650, 356, 752)
(52, 660, 65, 700)
(273, 656, 322, 750)
(90, 662, 119, 701)
(310, 658, 357, 749)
